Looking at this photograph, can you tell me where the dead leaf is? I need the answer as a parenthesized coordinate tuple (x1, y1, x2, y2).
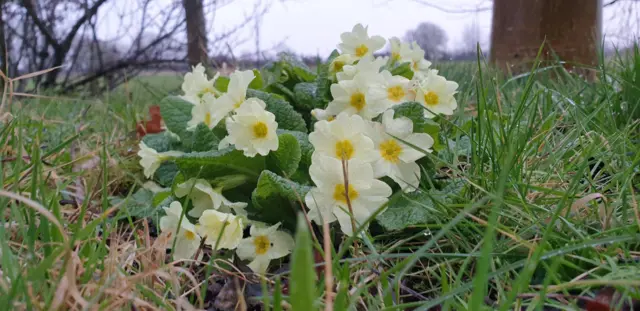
(137, 105, 164, 138)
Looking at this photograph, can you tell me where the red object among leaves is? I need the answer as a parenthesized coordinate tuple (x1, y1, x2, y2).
(584, 286, 640, 311)
(137, 105, 164, 138)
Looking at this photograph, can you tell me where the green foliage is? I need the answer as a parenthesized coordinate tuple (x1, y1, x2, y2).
(392, 101, 443, 150)
(289, 214, 317, 311)
(214, 76, 230, 92)
(6, 41, 640, 311)
(189, 123, 219, 152)
(158, 96, 193, 140)
(142, 132, 180, 152)
(110, 188, 159, 220)
(276, 129, 314, 169)
(154, 162, 180, 187)
(613, 43, 640, 125)
(376, 189, 450, 231)
(390, 62, 414, 80)
(250, 171, 311, 231)
(246, 89, 308, 132)
(266, 133, 301, 177)
(293, 82, 324, 111)
(175, 148, 266, 181)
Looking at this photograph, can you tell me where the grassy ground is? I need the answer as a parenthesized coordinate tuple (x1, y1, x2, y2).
(0, 53, 639, 311)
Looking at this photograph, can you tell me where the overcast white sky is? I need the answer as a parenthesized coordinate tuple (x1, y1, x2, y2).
(211, 0, 494, 56)
(96, 0, 639, 58)
(207, 0, 639, 57)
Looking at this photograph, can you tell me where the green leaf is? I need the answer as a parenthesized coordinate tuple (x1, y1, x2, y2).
(393, 102, 442, 150)
(292, 66, 317, 82)
(293, 82, 324, 111)
(249, 69, 264, 89)
(289, 213, 317, 311)
(110, 188, 159, 220)
(142, 132, 171, 152)
(214, 76, 230, 92)
(390, 62, 414, 80)
(250, 171, 311, 231)
(265, 82, 296, 103)
(175, 148, 266, 181)
(152, 191, 173, 207)
(280, 54, 316, 82)
(159, 96, 194, 141)
(155, 162, 179, 187)
(276, 130, 313, 169)
(246, 89, 307, 132)
(376, 189, 450, 231)
(267, 133, 301, 177)
(189, 123, 219, 152)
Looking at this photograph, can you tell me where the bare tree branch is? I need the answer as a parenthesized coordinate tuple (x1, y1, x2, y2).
(411, 0, 491, 14)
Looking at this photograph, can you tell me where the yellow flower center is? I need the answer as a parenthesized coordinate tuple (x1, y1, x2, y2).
(424, 91, 439, 106)
(333, 61, 345, 72)
(184, 230, 197, 241)
(335, 140, 354, 160)
(379, 139, 402, 163)
(252, 121, 268, 138)
(387, 85, 405, 102)
(350, 92, 366, 111)
(204, 112, 212, 126)
(234, 100, 243, 109)
(392, 52, 400, 61)
(333, 184, 359, 203)
(253, 235, 271, 255)
(198, 87, 216, 98)
(355, 44, 369, 57)
(412, 61, 419, 71)
(327, 115, 336, 122)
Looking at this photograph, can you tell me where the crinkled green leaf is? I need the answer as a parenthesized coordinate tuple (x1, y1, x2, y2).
(439, 137, 472, 163)
(376, 189, 450, 231)
(393, 102, 442, 151)
(110, 188, 160, 220)
(267, 133, 301, 177)
(390, 62, 414, 80)
(142, 131, 180, 152)
(246, 89, 307, 132)
(209, 174, 249, 190)
(155, 162, 179, 187)
(189, 123, 219, 152)
(276, 129, 313, 169)
(292, 66, 316, 83)
(265, 82, 296, 103)
(453, 136, 472, 158)
(159, 96, 193, 141)
(250, 171, 311, 231)
(261, 61, 287, 86)
(175, 148, 266, 181)
(293, 82, 324, 111)
(280, 54, 316, 82)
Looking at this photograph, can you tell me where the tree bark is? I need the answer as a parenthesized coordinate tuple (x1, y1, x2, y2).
(490, 0, 602, 74)
(182, 0, 208, 67)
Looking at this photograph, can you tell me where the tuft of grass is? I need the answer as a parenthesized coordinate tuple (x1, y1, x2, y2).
(0, 53, 639, 311)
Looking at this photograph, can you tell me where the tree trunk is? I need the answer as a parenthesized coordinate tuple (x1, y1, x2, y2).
(182, 0, 208, 67)
(490, 0, 602, 75)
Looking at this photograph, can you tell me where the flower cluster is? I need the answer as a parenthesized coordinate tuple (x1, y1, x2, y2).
(137, 23, 460, 272)
(138, 68, 293, 273)
(305, 24, 456, 235)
